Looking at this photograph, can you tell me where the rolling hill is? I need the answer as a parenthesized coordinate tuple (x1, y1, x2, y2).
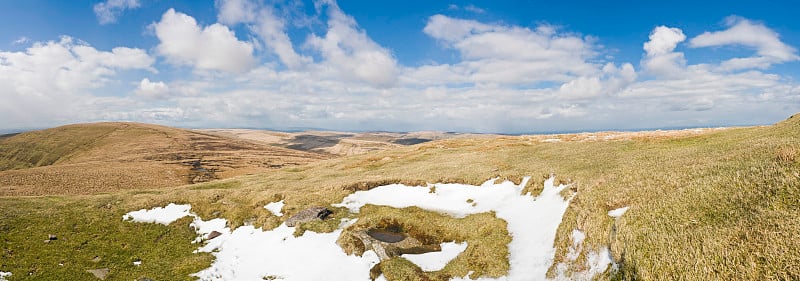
(0, 115, 798, 280)
(0, 122, 328, 196)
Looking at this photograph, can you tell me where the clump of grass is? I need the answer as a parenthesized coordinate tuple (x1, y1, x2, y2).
(337, 205, 510, 280)
(776, 146, 797, 164)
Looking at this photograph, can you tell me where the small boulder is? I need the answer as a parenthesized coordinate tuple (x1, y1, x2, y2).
(285, 207, 333, 227)
(48, 234, 57, 241)
(345, 229, 440, 261)
(207, 230, 222, 240)
(86, 268, 109, 280)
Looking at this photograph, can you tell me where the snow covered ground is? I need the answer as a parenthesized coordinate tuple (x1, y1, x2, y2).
(123, 177, 610, 281)
(0, 271, 11, 281)
(402, 242, 468, 272)
(264, 200, 285, 217)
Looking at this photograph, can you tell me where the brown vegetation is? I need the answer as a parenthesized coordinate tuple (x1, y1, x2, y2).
(0, 122, 327, 196)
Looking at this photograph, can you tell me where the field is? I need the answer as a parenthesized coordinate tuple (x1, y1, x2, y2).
(0, 115, 799, 280)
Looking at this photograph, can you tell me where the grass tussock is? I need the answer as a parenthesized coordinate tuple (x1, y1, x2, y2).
(338, 205, 510, 280)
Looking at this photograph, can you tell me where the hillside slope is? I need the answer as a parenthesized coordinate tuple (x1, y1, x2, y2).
(0, 115, 798, 280)
(0, 123, 327, 195)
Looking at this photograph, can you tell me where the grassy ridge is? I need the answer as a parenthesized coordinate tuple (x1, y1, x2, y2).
(0, 196, 212, 280)
(0, 124, 122, 170)
(0, 122, 328, 196)
(1, 115, 799, 280)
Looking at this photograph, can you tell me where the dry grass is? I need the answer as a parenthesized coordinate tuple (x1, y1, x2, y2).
(0, 122, 328, 196)
(337, 205, 510, 280)
(2, 115, 800, 280)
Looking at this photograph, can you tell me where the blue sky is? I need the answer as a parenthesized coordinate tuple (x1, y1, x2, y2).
(0, 0, 798, 133)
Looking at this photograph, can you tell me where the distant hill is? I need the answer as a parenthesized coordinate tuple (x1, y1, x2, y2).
(200, 129, 488, 156)
(0, 122, 327, 195)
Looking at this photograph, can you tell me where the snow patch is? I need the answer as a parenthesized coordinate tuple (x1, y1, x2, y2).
(566, 230, 586, 261)
(264, 200, 285, 217)
(122, 203, 192, 225)
(193, 224, 380, 280)
(0, 272, 11, 281)
(125, 177, 575, 280)
(554, 229, 613, 280)
(402, 242, 468, 271)
(133, 260, 142, 266)
(608, 207, 629, 218)
(340, 177, 574, 280)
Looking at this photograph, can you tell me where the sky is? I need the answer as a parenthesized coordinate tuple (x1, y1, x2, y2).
(0, 0, 798, 133)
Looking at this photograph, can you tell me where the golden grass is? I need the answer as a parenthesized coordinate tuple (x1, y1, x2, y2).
(0, 122, 328, 196)
(2, 115, 800, 280)
(337, 205, 510, 280)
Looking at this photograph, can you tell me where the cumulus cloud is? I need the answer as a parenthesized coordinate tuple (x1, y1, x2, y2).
(306, 1, 399, 86)
(0, 36, 153, 127)
(216, 0, 310, 69)
(94, 0, 140, 24)
(689, 16, 799, 71)
(642, 26, 687, 77)
(416, 15, 598, 85)
(136, 78, 169, 98)
(216, 0, 257, 25)
(152, 9, 256, 73)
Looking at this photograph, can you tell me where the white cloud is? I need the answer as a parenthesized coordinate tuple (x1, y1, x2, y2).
(13, 37, 29, 45)
(0, 36, 153, 127)
(152, 9, 257, 73)
(94, 0, 140, 24)
(216, 0, 257, 25)
(216, 0, 310, 69)
(689, 16, 799, 71)
(446, 4, 486, 14)
(414, 15, 599, 86)
(464, 5, 486, 14)
(136, 78, 169, 98)
(306, 2, 399, 86)
(642, 26, 686, 77)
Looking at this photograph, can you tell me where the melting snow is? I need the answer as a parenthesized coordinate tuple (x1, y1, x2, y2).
(264, 200, 285, 217)
(0, 272, 11, 281)
(402, 242, 468, 271)
(339, 177, 574, 280)
(125, 177, 578, 280)
(608, 207, 629, 218)
(554, 229, 613, 281)
(122, 203, 191, 225)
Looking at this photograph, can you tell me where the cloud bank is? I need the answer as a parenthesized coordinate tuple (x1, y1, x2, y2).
(3, 2, 799, 133)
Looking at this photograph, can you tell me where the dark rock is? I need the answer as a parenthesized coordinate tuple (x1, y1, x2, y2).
(285, 206, 332, 227)
(48, 234, 57, 240)
(207, 230, 222, 240)
(316, 208, 333, 220)
(343, 229, 440, 261)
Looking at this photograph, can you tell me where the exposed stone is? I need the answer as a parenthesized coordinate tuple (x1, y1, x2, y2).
(285, 207, 333, 227)
(86, 268, 109, 280)
(345, 229, 440, 261)
(48, 234, 57, 240)
(207, 230, 222, 240)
